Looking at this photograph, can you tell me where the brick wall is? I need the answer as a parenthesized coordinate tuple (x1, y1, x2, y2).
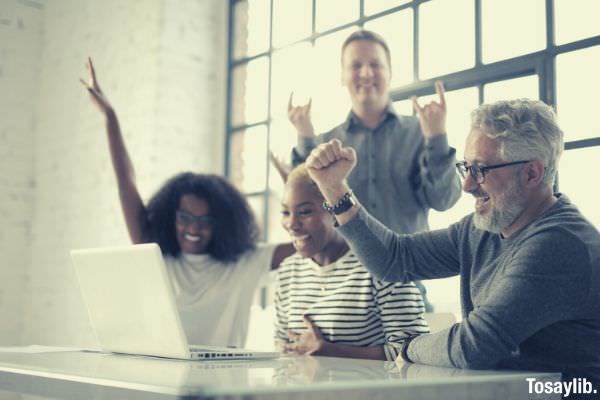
(0, 0, 227, 346)
(0, 0, 43, 345)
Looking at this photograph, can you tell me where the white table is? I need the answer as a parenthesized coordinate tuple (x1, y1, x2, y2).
(0, 349, 561, 399)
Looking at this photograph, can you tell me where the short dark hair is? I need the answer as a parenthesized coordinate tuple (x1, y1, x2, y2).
(341, 29, 391, 66)
(146, 172, 259, 262)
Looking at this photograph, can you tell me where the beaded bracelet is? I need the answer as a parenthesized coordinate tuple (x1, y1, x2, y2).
(322, 190, 355, 215)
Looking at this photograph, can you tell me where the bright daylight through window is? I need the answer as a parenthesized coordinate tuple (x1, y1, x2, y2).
(228, 0, 600, 349)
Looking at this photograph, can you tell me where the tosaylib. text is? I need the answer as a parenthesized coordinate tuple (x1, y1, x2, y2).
(527, 378, 597, 397)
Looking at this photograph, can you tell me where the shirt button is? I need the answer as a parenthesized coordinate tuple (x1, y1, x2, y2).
(371, 203, 377, 209)
(371, 178, 376, 184)
(370, 153, 375, 159)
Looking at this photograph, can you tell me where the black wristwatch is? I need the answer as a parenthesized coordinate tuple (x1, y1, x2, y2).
(322, 190, 357, 215)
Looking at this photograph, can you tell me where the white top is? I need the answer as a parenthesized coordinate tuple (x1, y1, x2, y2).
(275, 252, 429, 360)
(164, 243, 276, 348)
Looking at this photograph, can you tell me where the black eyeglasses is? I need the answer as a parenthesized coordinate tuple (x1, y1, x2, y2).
(455, 160, 530, 184)
(175, 210, 215, 228)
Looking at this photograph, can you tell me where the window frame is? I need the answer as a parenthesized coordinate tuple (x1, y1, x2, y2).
(226, 0, 600, 240)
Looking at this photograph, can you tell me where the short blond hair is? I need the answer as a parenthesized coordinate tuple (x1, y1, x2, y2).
(286, 164, 323, 200)
(341, 29, 391, 67)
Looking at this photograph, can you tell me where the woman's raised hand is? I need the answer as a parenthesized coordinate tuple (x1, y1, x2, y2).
(80, 57, 113, 115)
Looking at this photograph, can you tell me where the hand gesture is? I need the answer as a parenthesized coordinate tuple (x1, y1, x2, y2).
(80, 57, 113, 116)
(412, 80, 447, 138)
(288, 92, 315, 138)
(283, 316, 327, 355)
(269, 151, 292, 183)
(306, 139, 357, 191)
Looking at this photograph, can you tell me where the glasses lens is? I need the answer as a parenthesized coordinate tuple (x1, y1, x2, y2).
(176, 211, 214, 228)
(456, 162, 467, 179)
(176, 211, 194, 225)
(196, 216, 214, 228)
(455, 162, 486, 183)
(471, 166, 484, 183)
(460, 163, 473, 180)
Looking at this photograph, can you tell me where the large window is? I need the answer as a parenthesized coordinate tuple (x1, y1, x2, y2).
(227, 0, 600, 321)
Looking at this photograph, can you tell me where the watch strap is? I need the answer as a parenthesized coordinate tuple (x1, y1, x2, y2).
(322, 190, 356, 215)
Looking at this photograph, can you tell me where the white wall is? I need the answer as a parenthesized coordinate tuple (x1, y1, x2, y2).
(0, 0, 228, 347)
(0, 0, 43, 345)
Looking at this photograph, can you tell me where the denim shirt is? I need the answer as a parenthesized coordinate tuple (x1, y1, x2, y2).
(292, 105, 461, 235)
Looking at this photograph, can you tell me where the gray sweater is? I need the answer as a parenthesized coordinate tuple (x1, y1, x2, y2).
(338, 194, 600, 381)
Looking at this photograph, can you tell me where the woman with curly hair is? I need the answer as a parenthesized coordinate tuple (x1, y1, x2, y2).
(80, 58, 294, 348)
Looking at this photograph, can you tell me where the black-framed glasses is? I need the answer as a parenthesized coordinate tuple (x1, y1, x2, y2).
(455, 160, 530, 184)
(175, 210, 215, 229)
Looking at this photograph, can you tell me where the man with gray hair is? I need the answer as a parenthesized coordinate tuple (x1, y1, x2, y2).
(304, 99, 600, 385)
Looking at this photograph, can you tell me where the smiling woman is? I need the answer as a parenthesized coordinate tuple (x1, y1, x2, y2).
(144, 173, 258, 261)
(80, 58, 295, 348)
(274, 164, 429, 361)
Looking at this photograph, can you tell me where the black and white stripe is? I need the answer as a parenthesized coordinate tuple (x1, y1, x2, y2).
(275, 252, 429, 360)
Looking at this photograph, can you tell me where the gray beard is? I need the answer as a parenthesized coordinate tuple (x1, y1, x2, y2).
(473, 180, 526, 234)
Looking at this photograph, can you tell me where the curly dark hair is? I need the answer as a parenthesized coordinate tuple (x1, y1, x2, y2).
(145, 172, 259, 262)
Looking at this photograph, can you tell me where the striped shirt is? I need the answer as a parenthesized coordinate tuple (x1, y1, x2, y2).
(275, 251, 429, 360)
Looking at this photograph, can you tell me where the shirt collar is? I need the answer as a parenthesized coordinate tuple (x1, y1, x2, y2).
(343, 103, 399, 132)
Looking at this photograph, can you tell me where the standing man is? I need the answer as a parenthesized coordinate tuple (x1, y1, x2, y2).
(289, 30, 462, 309)
(305, 98, 600, 386)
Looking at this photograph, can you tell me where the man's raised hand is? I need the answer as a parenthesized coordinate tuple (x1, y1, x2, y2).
(305, 139, 356, 193)
(412, 80, 447, 138)
(288, 92, 315, 138)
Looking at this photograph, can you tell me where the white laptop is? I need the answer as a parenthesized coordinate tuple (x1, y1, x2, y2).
(71, 243, 279, 361)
